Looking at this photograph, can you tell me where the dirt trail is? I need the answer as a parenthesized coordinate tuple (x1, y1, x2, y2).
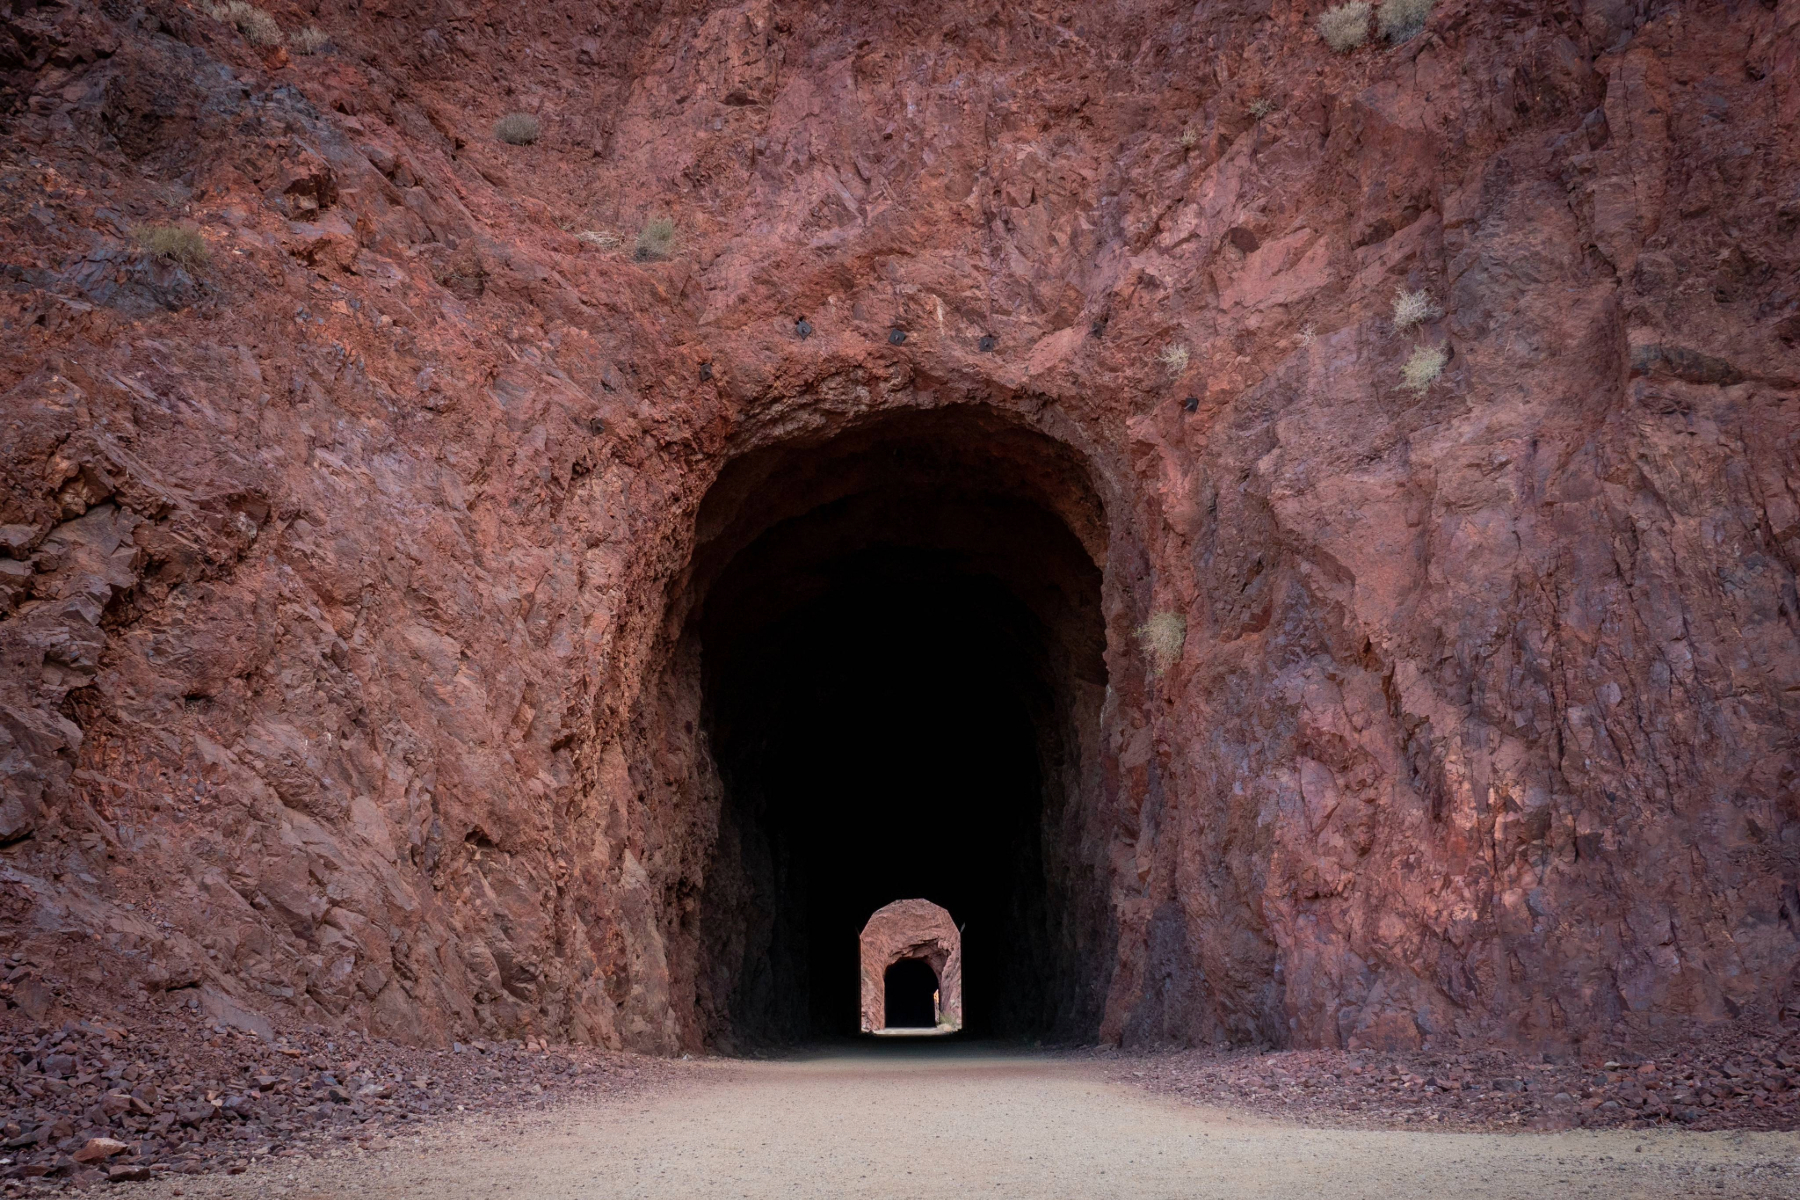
(140, 1045, 1798, 1199)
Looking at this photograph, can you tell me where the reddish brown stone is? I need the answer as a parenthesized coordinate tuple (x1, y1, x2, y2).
(859, 901, 962, 1035)
(0, 0, 1793, 1062)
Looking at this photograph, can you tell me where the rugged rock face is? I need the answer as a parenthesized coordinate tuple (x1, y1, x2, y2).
(1, 0, 1797, 1056)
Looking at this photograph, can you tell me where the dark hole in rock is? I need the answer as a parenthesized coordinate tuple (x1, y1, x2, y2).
(883, 958, 939, 1028)
(794, 317, 812, 339)
(888, 328, 907, 345)
(978, 335, 996, 352)
(699, 362, 713, 381)
(1182, 395, 1200, 413)
(687, 407, 1110, 1043)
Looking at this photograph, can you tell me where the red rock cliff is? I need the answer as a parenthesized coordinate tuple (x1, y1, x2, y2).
(1, 0, 1797, 1054)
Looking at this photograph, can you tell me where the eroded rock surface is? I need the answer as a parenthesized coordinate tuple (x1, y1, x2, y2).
(0, 0, 1796, 1060)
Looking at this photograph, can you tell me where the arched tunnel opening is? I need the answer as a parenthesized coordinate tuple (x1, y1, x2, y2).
(884, 958, 941, 1029)
(685, 406, 1114, 1044)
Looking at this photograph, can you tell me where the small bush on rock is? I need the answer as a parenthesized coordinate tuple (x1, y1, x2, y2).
(203, 1, 284, 48)
(134, 225, 209, 269)
(1401, 343, 1448, 393)
(1160, 342, 1190, 377)
(1392, 287, 1440, 331)
(1135, 612, 1188, 677)
(494, 113, 540, 145)
(634, 217, 676, 262)
(432, 247, 488, 300)
(1317, 2, 1371, 52)
(292, 25, 331, 55)
(1377, 0, 1434, 42)
(576, 230, 622, 250)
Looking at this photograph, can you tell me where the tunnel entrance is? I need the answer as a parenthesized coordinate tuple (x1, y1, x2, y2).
(685, 407, 1113, 1045)
(884, 959, 940, 1028)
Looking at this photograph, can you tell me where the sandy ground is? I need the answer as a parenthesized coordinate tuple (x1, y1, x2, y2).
(134, 1043, 1800, 1200)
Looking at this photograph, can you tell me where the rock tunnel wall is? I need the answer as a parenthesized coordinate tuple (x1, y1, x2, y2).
(1, 0, 1797, 1053)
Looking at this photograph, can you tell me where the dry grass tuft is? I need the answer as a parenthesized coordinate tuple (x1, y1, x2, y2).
(203, 1, 284, 48)
(494, 113, 540, 145)
(1248, 98, 1276, 121)
(292, 25, 331, 55)
(634, 217, 676, 262)
(1400, 343, 1448, 393)
(1392, 287, 1441, 331)
(1377, 0, 1434, 42)
(576, 230, 623, 250)
(1160, 342, 1191, 377)
(1135, 612, 1188, 677)
(134, 224, 209, 269)
(1317, 2, 1372, 52)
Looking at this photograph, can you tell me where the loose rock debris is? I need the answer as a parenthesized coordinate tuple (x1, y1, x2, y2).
(0, 990, 679, 1193)
(1112, 1030, 1800, 1133)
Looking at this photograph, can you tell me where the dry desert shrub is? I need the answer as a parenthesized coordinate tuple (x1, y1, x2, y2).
(576, 230, 623, 250)
(634, 217, 676, 262)
(432, 247, 488, 300)
(1317, 2, 1372, 52)
(134, 224, 209, 269)
(1159, 342, 1190, 377)
(1378, 0, 1434, 42)
(1392, 287, 1440, 331)
(1135, 612, 1188, 677)
(292, 25, 331, 55)
(203, 1, 284, 48)
(494, 113, 540, 145)
(1401, 343, 1448, 393)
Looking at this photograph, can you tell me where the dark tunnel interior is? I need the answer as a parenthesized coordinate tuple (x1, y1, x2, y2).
(689, 410, 1110, 1044)
(884, 958, 941, 1029)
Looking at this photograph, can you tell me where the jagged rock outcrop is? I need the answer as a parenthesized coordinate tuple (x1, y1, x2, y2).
(0, 0, 1796, 1054)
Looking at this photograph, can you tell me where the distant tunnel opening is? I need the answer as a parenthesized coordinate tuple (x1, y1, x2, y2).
(684, 407, 1113, 1044)
(884, 958, 940, 1029)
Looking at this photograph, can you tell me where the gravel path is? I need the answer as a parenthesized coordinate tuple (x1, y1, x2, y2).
(136, 1044, 1800, 1199)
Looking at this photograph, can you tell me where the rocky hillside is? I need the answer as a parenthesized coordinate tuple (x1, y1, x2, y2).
(1, 0, 1797, 1056)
